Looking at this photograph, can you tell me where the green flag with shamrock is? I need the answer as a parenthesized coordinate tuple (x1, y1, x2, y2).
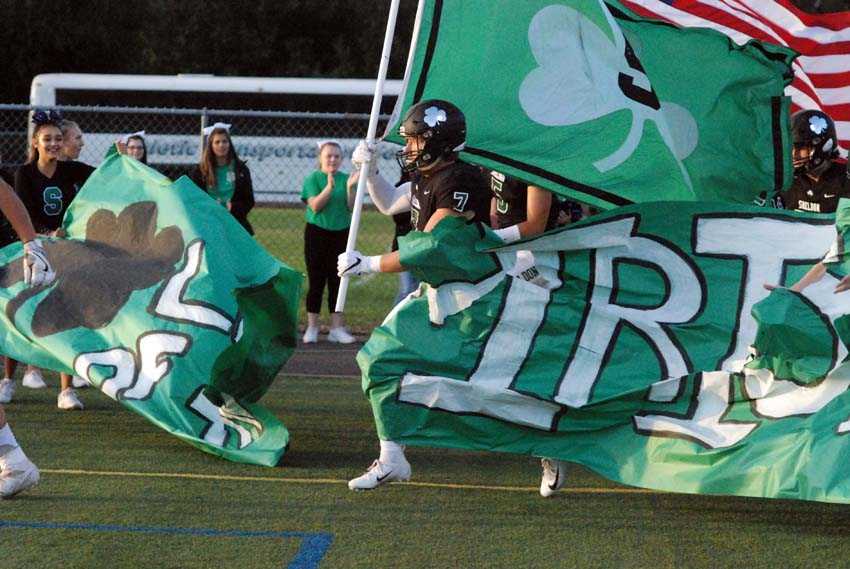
(0, 155, 301, 466)
(359, 202, 850, 503)
(386, 0, 794, 209)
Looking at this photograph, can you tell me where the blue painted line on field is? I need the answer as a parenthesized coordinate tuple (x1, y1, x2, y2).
(0, 520, 333, 569)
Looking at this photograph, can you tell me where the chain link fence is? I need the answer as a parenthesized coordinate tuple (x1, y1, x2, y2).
(0, 104, 406, 332)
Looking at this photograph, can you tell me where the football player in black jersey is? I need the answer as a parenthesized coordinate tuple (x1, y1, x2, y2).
(338, 99, 490, 490)
(0, 173, 56, 498)
(8, 110, 92, 410)
(781, 109, 849, 213)
(486, 170, 569, 497)
(488, 171, 559, 242)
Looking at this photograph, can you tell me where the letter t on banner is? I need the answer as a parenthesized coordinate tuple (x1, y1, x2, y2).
(335, 0, 407, 313)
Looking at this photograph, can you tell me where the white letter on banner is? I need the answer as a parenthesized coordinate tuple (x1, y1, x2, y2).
(121, 333, 190, 400)
(187, 389, 257, 449)
(634, 371, 757, 448)
(556, 216, 702, 408)
(694, 216, 835, 371)
(154, 240, 234, 333)
(74, 349, 136, 401)
(398, 255, 564, 431)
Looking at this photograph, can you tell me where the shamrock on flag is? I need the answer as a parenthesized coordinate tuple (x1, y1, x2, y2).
(386, 0, 794, 208)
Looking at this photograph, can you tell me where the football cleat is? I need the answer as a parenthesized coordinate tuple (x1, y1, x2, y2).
(22, 369, 47, 389)
(540, 458, 567, 498)
(302, 326, 319, 344)
(348, 458, 412, 490)
(0, 378, 14, 404)
(327, 327, 356, 344)
(0, 457, 40, 498)
(57, 388, 84, 411)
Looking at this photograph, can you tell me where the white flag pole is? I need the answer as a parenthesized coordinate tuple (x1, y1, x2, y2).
(335, 0, 403, 313)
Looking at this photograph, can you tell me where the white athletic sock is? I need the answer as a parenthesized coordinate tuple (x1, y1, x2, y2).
(379, 440, 406, 464)
(0, 424, 22, 466)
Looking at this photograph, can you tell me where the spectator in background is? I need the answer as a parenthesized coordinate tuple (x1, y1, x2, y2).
(190, 122, 255, 235)
(60, 119, 86, 163)
(124, 131, 148, 165)
(5, 110, 91, 411)
(115, 131, 154, 167)
(300, 140, 357, 344)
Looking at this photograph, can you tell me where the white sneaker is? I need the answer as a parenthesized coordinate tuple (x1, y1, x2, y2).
(22, 369, 47, 389)
(71, 375, 89, 389)
(540, 458, 567, 497)
(0, 378, 14, 404)
(0, 457, 39, 498)
(57, 388, 84, 410)
(327, 327, 356, 344)
(302, 326, 319, 344)
(348, 458, 412, 490)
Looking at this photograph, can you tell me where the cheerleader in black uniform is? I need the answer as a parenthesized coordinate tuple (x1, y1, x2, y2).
(10, 111, 93, 410)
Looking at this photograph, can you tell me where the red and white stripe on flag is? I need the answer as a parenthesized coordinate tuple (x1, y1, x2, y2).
(619, 0, 850, 157)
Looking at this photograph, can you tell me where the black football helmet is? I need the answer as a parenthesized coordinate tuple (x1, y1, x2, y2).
(791, 109, 839, 176)
(396, 99, 466, 172)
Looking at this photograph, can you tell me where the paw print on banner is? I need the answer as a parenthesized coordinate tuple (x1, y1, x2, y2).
(423, 106, 447, 128)
(0, 202, 184, 337)
(518, 2, 699, 189)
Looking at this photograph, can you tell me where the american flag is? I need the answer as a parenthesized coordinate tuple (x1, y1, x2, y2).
(619, 0, 850, 157)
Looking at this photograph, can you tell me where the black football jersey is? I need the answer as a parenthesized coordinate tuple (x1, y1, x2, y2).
(781, 162, 850, 214)
(409, 161, 489, 231)
(15, 160, 94, 233)
(489, 170, 559, 230)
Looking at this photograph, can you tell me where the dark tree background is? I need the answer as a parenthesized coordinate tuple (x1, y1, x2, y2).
(0, 0, 845, 105)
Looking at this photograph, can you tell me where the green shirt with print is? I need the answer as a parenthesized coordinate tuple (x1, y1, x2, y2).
(301, 169, 351, 231)
(209, 163, 236, 206)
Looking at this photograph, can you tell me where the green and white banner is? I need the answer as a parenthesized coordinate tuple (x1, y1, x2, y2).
(386, 0, 794, 209)
(360, 204, 850, 503)
(0, 155, 301, 466)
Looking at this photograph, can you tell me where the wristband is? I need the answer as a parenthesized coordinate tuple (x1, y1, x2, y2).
(493, 224, 522, 243)
(364, 255, 382, 273)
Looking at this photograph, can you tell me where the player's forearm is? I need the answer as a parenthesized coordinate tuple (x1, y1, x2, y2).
(368, 175, 410, 215)
(0, 180, 36, 243)
(378, 250, 404, 273)
(792, 262, 827, 292)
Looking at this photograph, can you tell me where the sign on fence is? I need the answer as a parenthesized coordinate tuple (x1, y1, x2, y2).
(79, 135, 402, 204)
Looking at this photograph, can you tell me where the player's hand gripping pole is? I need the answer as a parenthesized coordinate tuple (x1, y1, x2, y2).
(335, 0, 402, 313)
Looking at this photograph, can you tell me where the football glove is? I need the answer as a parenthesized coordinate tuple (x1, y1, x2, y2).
(351, 140, 376, 171)
(23, 239, 55, 287)
(338, 250, 381, 277)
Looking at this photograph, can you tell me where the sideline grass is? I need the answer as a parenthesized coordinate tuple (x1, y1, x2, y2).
(248, 206, 397, 333)
(4, 371, 850, 568)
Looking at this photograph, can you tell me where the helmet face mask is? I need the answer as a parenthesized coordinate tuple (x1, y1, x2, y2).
(791, 109, 839, 177)
(395, 99, 466, 173)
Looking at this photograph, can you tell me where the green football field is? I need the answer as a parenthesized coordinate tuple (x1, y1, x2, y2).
(3, 363, 850, 569)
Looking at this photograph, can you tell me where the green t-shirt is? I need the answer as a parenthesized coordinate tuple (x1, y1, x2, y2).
(209, 163, 236, 205)
(301, 169, 351, 231)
